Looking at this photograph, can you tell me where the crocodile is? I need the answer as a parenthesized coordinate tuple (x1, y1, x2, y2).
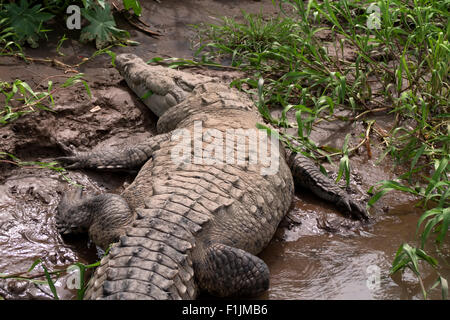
(55, 53, 369, 300)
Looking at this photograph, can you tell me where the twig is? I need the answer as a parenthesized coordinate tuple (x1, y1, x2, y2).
(317, 120, 374, 159)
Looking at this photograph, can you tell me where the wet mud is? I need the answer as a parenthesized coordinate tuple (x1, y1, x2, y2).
(0, 0, 448, 299)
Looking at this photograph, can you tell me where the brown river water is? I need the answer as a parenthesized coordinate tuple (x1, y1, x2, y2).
(0, 0, 448, 300)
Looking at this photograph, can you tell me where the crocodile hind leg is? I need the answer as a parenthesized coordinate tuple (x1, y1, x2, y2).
(194, 243, 270, 297)
(286, 150, 369, 220)
(56, 132, 171, 171)
(56, 188, 135, 250)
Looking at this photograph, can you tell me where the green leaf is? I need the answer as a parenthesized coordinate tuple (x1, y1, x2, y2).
(18, 81, 37, 99)
(391, 243, 408, 274)
(97, 0, 106, 9)
(3, 0, 54, 48)
(82, 0, 97, 9)
(410, 144, 426, 177)
(336, 134, 351, 186)
(80, 3, 130, 49)
(255, 123, 282, 141)
(81, 81, 92, 98)
(415, 249, 438, 268)
(27, 258, 43, 273)
(367, 187, 393, 207)
(104, 50, 117, 67)
(141, 90, 153, 100)
(425, 157, 448, 195)
(61, 74, 84, 88)
(295, 110, 304, 139)
(402, 244, 420, 276)
(42, 265, 59, 300)
(391, 255, 410, 274)
(336, 154, 348, 184)
(123, 0, 142, 16)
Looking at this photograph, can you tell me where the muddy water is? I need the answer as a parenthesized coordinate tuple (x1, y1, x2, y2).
(260, 195, 450, 300)
(0, 170, 100, 299)
(0, 0, 448, 300)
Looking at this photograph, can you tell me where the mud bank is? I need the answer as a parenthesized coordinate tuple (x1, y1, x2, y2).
(0, 0, 447, 300)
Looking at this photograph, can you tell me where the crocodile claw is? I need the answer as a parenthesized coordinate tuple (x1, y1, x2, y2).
(337, 196, 369, 221)
(55, 142, 86, 169)
(55, 155, 84, 169)
(348, 199, 370, 221)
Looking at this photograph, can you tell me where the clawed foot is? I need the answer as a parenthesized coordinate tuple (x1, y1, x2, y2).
(337, 196, 370, 221)
(55, 141, 87, 169)
(55, 155, 85, 169)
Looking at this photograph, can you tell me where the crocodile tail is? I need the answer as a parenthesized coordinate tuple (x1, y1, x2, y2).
(83, 215, 197, 300)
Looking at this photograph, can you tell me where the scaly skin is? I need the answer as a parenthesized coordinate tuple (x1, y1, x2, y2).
(56, 54, 368, 300)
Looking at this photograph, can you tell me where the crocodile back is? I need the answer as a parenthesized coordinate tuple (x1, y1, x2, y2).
(84, 63, 294, 300)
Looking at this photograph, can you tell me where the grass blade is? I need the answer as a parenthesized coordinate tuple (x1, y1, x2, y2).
(42, 265, 59, 300)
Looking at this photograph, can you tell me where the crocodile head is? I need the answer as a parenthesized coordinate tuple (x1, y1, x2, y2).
(115, 53, 213, 117)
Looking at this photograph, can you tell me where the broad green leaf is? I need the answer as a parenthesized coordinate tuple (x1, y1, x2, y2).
(336, 154, 349, 185)
(415, 249, 438, 268)
(416, 208, 441, 239)
(391, 243, 408, 274)
(2, 0, 54, 48)
(402, 244, 420, 276)
(80, 4, 129, 49)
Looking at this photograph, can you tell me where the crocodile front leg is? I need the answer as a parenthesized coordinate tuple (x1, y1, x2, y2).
(286, 150, 369, 220)
(56, 133, 170, 171)
(56, 188, 135, 249)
